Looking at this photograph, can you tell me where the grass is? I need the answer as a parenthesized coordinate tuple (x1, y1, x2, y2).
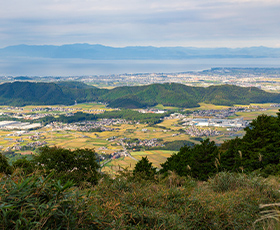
(2, 163, 280, 229)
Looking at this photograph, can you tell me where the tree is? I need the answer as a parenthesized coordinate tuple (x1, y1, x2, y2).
(219, 113, 280, 175)
(0, 153, 12, 175)
(12, 157, 35, 175)
(133, 156, 156, 180)
(241, 114, 280, 171)
(219, 138, 243, 172)
(33, 146, 100, 186)
(161, 139, 219, 181)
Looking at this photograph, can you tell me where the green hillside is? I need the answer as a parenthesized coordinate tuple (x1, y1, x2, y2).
(0, 81, 279, 107)
(0, 82, 72, 106)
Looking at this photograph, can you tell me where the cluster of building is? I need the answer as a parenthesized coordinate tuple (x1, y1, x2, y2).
(138, 109, 165, 114)
(192, 109, 236, 119)
(185, 126, 220, 137)
(0, 121, 41, 130)
(270, 104, 280, 107)
(31, 107, 76, 112)
(165, 113, 186, 120)
(1, 106, 23, 111)
(124, 138, 163, 149)
(46, 119, 130, 132)
(31, 106, 105, 114)
(8, 141, 47, 151)
(188, 118, 248, 128)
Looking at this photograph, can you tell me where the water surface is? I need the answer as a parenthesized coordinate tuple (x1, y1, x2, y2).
(1, 57, 280, 76)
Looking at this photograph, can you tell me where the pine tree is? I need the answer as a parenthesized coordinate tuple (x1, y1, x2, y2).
(133, 156, 156, 180)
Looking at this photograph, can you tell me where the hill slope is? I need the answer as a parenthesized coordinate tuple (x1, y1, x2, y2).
(0, 81, 279, 107)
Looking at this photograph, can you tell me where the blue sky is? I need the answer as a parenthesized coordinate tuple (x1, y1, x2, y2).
(1, 0, 280, 48)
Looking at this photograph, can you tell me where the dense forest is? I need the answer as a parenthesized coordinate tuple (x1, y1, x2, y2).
(0, 81, 280, 108)
(2, 113, 280, 228)
(39, 110, 166, 125)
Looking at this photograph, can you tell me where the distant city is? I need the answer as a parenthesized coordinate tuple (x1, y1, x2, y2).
(1, 68, 280, 91)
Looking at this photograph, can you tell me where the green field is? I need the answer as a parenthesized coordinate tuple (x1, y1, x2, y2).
(1, 102, 279, 174)
(153, 104, 179, 110)
(102, 150, 175, 174)
(102, 156, 137, 174)
(234, 104, 279, 120)
(131, 150, 174, 168)
(186, 103, 230, 111)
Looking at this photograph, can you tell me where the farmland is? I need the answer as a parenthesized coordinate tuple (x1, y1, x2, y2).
(0, 102, 279, 171)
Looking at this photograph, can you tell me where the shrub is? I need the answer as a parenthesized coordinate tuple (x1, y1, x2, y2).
(208, 172, 279, 199)
(0, 152, 12, 175)
(0, 173, 100, 229)
(208, 171, 248, 192)
(133, 156, 157, 181)
(12, 157, 35, 175)
(33, 146, 100, 186)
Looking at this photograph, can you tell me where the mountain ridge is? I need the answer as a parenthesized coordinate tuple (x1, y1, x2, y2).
(1, 44, 280, 60)
(0, 81, 279, 108)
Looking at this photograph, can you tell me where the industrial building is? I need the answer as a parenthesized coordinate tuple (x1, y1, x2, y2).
(191, 118, 248, 128)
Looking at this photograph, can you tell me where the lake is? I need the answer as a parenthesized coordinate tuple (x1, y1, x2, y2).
(1, 57, 280, 76)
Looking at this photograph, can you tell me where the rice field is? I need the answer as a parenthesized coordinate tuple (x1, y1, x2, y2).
(1, 102, 279, 174)
(102, 150, 175, 174)
(131, 150, 174, 168)
(102, 156, 137, 174)
(188, 103, 231, 110)
(153, 104, 179, 110)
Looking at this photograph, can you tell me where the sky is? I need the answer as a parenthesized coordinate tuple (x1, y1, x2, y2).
(1, 0, 280, 48)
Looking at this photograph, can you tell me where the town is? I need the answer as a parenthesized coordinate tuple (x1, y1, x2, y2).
(0, 100, 279, 172)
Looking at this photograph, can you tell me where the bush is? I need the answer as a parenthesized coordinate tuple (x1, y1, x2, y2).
(33, 146, 100, 186)
(208, 171, 279, 197)
(0, 153, 12, 175)
(208, 171, 248, 192)
(12, 157, 35, 175)
(0, 173, 100, 229)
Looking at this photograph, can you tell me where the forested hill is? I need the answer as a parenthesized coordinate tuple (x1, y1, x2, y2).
(0, 81, 279, 107)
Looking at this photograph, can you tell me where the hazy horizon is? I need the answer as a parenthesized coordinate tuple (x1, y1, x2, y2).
(1, 0, 280, 48)
(1, 57, 280, 77)
(2, 43, 280, 49)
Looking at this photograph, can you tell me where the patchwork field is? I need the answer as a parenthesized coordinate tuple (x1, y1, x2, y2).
(1, 102, 280, 174)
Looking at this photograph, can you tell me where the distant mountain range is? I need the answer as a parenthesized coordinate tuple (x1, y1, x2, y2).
(1, 44, 280, 60)
(0, 81, 279, 108)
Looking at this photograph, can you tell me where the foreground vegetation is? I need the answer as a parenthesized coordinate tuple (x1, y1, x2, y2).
(1, 168, 280, 229)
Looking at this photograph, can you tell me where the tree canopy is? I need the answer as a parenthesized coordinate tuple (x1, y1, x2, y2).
(133, 156, 157, 180)
(160, 139, 219, 181)
(33, 146, 100, 186)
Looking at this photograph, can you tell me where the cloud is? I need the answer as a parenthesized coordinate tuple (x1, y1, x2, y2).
(0, 0, 280, 47)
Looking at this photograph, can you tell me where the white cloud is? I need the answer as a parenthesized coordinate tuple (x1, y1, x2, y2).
(0, 0, 280, 47)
